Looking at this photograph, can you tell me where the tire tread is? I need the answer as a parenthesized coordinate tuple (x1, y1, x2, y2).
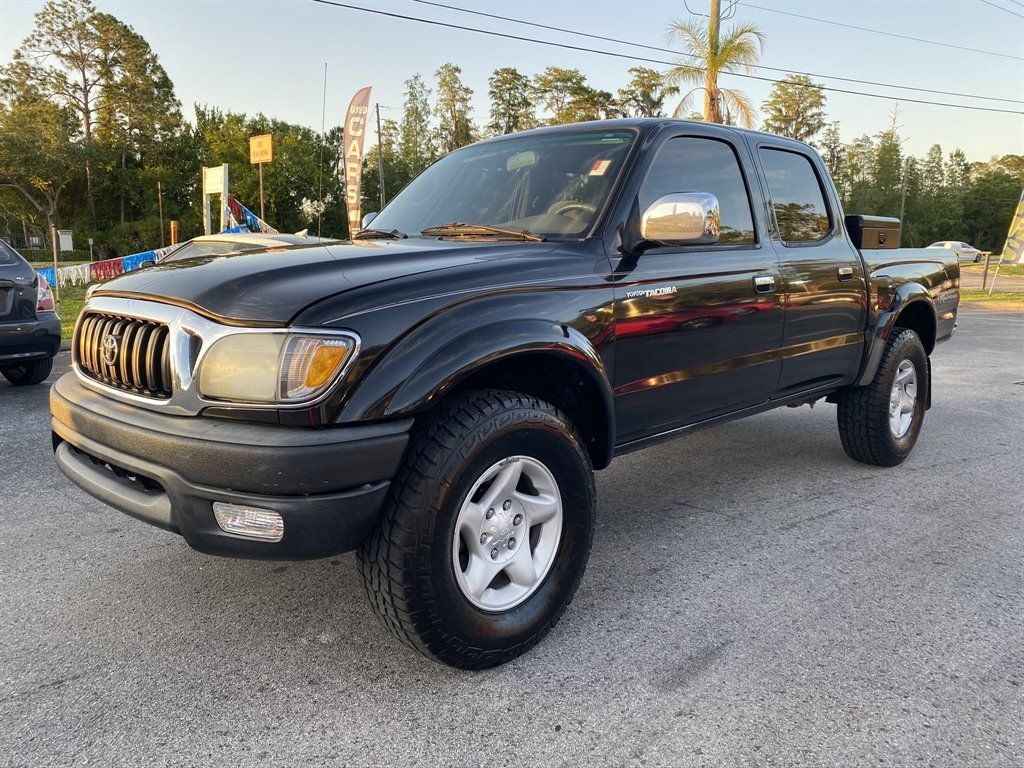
(358, 388, 593, 669)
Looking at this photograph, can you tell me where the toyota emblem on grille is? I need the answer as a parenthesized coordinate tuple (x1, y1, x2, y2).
(101, 334, 119, 365)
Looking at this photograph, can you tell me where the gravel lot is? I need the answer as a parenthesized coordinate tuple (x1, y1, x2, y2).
(1, 308, 1021, 767)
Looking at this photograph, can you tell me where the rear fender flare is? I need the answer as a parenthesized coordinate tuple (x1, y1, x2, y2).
(856, 283, 936, 387)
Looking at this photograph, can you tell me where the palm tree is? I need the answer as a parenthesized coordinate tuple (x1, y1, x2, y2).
(665, 8, 765, 128)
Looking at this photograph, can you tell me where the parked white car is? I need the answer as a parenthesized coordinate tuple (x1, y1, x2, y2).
(926, 241, 983, 263)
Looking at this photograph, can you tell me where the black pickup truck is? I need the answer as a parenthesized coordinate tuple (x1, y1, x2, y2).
(50, 119, 959, 668)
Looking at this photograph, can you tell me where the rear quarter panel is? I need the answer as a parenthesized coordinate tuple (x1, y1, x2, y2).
(861, 247, 960, 342)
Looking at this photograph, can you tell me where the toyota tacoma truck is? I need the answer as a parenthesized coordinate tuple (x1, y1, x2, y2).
(50, 119, 959, 669)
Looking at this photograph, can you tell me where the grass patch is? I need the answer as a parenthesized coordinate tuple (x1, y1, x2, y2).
(55, 285, 89, 339)
(960, 288, 1024, 310)
(29, 260, 91, 268)
(962, 263, 1024, 277)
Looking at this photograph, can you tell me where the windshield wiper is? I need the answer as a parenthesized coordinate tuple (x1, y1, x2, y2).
(420, 222, 545, 242)
(352, 228, 407, 240)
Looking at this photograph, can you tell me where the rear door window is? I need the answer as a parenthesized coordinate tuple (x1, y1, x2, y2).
(758, 148, 831, 244)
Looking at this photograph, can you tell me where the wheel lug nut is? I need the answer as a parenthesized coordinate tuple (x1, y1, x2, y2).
(508, 537, 516, 548)
(490, 548, 499, 560)
(486, 508, 495, 519)
(513, 514, 523, 526)
(503, 500, 512, 510)
(480, 533, 488, 544)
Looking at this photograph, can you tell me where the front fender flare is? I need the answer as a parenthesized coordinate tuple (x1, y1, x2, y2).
(341, 319, 615, 467)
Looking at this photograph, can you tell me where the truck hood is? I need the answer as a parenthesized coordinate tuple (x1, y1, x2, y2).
(94, 238, 561, 325)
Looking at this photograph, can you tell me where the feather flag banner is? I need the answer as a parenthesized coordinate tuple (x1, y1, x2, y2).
(343, 86, 372, 236)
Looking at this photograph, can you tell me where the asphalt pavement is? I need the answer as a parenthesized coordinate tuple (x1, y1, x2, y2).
(1, 307, 1022, 767)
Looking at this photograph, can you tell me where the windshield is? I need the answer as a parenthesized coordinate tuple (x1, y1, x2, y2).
(369, 129, 635, 239)
(161, 240, 266, 264)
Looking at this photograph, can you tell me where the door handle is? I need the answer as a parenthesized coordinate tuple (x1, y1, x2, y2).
(837, 266, 855, 281)
(753, 274, 776, 293)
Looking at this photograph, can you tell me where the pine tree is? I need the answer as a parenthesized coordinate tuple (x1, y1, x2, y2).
(433, 63, 474, 154)
(760, 74, 827, 143)
(487, 67, 534, 135)
(616, 67, 679, 118)
(400, 74, 434, 177)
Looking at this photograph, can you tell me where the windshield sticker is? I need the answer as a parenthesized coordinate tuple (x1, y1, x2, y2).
(589, 160, 612, 176)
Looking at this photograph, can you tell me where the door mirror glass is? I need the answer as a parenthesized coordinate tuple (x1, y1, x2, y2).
(361, 212, 378, 229)
(640, 192, 720, 245)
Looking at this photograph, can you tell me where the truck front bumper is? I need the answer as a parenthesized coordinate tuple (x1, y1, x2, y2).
(50, 373, 411, 559)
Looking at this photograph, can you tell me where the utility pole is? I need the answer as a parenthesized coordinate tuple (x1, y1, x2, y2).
(157, 180, 165, 247)
(706, 0, 722, 123)
(376, 102, 386, 210)
(899, 159, 908, 222)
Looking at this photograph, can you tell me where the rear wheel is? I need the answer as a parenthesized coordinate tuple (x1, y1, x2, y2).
(359, 389, 595, 669)
(1, 357, 53, 386)
(836, 329, 927, 467)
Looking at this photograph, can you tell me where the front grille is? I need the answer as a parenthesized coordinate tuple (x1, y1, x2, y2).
(76, 311, 172, 398)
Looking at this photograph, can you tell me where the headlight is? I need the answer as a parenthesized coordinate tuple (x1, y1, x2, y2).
(198, 331, 357, 404)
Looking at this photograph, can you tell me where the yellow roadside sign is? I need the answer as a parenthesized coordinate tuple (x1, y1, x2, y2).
(249, 134, 273, 164)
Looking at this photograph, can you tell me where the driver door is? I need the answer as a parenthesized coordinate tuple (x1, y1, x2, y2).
(612, 132, 784, 444)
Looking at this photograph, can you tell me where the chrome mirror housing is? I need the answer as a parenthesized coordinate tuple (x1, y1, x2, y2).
(640, 192, 720, 246)
(361, 211, 378, 229)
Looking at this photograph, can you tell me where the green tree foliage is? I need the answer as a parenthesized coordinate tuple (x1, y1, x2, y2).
(0, 0, 1018, 258)
(400, 74, 434, 178)
(819, 122, 843, 188)
(194, 107, 325, 237)
(616, 67, 679, 118)
(487, 67, 535, 135)
(9, 0, 120, 221)
(433, 63, 474, 153)
(761, 74, 826, 143)
(0, 94, 83, 259)
(532, 67, 586, 124)
(95, 16, 182, 226)
(531, 67, 617, 125)
(362, 117, 407, 216)
(665, 14, 764, 126)
(826, 123, 1021, 252)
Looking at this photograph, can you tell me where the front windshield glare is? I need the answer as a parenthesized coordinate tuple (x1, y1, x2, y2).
(370, 129, 635, 239)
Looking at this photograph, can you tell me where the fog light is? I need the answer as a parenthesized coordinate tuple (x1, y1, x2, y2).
(212, 502, 284, 542)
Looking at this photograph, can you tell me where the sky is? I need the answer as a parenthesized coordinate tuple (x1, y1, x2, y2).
(1, 0, 1022, 161)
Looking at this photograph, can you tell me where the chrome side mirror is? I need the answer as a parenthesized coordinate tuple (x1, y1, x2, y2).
(640, 192, 719, 246)
(361, 212, 378, 229)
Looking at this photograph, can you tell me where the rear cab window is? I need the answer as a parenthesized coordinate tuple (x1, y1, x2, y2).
(758, 148, 832, 244)
(639, 136, 757, 246)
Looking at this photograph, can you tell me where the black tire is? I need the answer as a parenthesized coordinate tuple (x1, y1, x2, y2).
(1, 357, 53, 386)
(836, 329, 928, 467)
(359, 389, 595, 669)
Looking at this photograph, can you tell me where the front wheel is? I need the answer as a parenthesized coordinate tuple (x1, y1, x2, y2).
(1, 357, 53, 386)
(836, 329, 928, 467)
(359, 389, 595, 669)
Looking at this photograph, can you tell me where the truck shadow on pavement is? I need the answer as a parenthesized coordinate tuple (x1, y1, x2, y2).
(85, 406, 863, 675)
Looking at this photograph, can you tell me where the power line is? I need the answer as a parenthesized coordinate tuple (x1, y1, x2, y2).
(980, 0, 1024, 18)
(414, 0, 1020, 105)
(741, 2, 1024, 62)
(312, 0, 1024, 116)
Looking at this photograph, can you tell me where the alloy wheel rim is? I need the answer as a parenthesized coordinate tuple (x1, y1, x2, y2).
(452, 455, 563, 612)
(889, 360, 917, 438)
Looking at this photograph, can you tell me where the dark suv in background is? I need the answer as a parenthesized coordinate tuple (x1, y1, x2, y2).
(0, 240, 61, 386)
